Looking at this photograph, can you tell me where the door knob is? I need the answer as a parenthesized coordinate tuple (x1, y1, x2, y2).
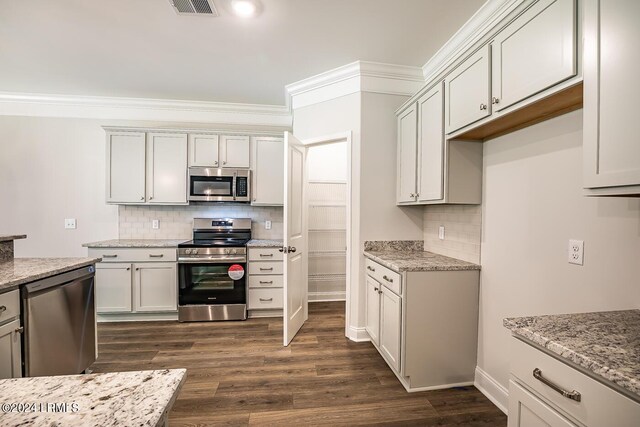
(288, 246, 297, 253)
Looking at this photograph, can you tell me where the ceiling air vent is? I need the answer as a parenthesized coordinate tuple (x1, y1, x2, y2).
(168, 0, 219, 16)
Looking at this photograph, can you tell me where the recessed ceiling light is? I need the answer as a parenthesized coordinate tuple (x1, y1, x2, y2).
(231, 0, 256, 17)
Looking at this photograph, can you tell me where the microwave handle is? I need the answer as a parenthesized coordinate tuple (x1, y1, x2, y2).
(232, 172, 237, 201)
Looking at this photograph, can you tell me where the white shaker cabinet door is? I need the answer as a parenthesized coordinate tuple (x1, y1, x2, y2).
(417, 82, 445, 203)
(379, 285, 401, 373)
(95, 263, 132, 313)
(106, 132, 146, 204)
(0, 319, 22, 379)
(508, 380, 577, 427)
(188, 134, 219, 167)
(492, 0, 577, 111)
(252, 136, 284, 205)
(147, 133, 188, 205)
(584, 0, 640, 191)
(134, 263, 177, 312)
(365, 275, 381, 346)
(397, 103, 418, 204)
(445, 45, 491, 134)
(220, 135, 250, 168)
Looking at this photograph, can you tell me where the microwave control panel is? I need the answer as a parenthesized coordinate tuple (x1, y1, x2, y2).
(236, 177, 248, 197)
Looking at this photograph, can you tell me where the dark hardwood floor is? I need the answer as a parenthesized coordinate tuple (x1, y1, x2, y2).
(91, 302, 506, 426)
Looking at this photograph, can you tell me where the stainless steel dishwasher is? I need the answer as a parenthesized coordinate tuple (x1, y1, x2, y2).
(21, 265, 97, 377)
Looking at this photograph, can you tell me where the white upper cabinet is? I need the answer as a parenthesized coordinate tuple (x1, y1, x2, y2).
(397, 103, 418, 204)
(252, 136, 284, 206)
(492, 0, 577, 112)
(147, 133, 188, 204)
(220, 135, 250, 168)
(584, 0, 640, 194)
(188, 134, 219, 167)
(417, 82, 445, 203)
(445, 45, 491, 134)
(106, 132, 146, 204)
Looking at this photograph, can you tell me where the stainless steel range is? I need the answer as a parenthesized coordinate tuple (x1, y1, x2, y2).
(178, 218, 251, 322)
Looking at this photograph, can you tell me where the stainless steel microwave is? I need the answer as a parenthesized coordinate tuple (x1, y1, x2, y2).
(188, 168, 251, 202)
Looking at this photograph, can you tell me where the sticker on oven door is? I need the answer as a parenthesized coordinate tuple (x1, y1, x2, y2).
(228, 264, 245, 280)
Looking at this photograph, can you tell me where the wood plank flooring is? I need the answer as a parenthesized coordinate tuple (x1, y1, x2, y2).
(91, 302, 506, 426)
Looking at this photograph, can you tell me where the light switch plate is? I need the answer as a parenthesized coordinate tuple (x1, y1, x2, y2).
(152, 219, 159, 229)
(64, 218, 77, 229)
(568, 239, 584, 265)
(265, 221, 272, 230)
(438, 226, 445, 240)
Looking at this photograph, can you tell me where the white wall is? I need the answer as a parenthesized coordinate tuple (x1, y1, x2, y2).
(478, 110, 640, 404)
(0, 116, 118, 257)
(307, 142, 348, 181)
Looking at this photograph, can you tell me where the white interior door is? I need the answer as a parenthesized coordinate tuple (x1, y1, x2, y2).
(283, 131, 308, 346)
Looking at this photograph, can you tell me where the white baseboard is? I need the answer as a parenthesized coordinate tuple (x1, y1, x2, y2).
(474, 366, 509, 415)
(308, 291, 346, 302)
(97, 313, 178, 322)
(347, 326, 371, 342)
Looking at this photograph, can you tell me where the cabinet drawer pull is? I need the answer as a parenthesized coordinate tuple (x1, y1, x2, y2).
(259, 298, 273, 302)
(259, 281, 273, 284)
(367, 266, 375, 272)
(382, 275, 393, 283)
(533, 368, 581, 402)
(260, 267, 273, 271)
(102, 254, 118, 258)
(259, 254, 274, 258)
(0, 306, 6, 315)
(149, 254, 164, 258)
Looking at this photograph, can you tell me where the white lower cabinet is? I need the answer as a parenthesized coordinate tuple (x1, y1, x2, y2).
(364, 258, 479, 391)
(247, 247, 284, 315)
(0, 290, 22, 379)
(509, 380, 576, 427)
(90, 248, 178, 316)
(508, 337, 640, 427)
(379, 285, 401, 372)
(134, 263, 177, 312)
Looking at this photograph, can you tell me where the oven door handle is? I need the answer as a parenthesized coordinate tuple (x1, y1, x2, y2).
(178, 256, 247, 264)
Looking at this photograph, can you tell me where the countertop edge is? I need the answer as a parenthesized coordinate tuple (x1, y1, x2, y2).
(363, 250, 481, 273)
(154, 369, 188, 427)
(246, 239, 284, 248)
(0, 258, 101, 292)
(0, 235, 27, 242)
(82, 239, 185, 248)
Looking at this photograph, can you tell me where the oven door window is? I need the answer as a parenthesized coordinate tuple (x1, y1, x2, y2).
(179, 263, 246, 305)
(190, 176, 233, 197)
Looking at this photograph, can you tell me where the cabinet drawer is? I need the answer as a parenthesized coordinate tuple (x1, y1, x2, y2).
(248, 261, 283, 275)
(510, 337, 640, 426)
(365, 259, 401, 295)
(248, 275, 283, 289)
(248, 247, 283, 261)
(89, 248, 177, 263)
(248, 288, 283, 309)
(0, 290, 20, 325)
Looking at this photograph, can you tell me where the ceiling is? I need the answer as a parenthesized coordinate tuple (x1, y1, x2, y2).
(0, 0, 486, 105)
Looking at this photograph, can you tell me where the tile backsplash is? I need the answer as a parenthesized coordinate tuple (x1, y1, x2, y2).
(118, 205, 283, 240)
(423, 205, 481, 264)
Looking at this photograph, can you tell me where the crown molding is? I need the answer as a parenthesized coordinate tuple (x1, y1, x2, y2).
(285, 61, 424, 110)
(0, 91, 292, 127)
(421, 0, 524, 81)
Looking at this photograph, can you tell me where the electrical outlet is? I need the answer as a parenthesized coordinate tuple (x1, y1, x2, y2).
(568, 239, 584, 265)
(152, 220, 159, 230)
(64, 218, 77, 229)
(438, 226, 445, 240)
(265, 220, 272, 230)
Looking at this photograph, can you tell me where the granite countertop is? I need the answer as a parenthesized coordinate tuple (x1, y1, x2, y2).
(363, 250, 481, 272)
(247, 239, 284, 248)
(0, 369, 186, 426)
(0, 235, 26, 242)
(504, 310, 640, 399)
(83, 239, 187, 248)
(0, 258, 101, 293)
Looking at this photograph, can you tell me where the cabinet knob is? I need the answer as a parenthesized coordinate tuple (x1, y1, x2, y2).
(409, 193, 415, 198)
(415, 193, 419, 198)
(378, 290, 383, 295)
(214, 161, 218, 165)
(492, 97, 500, 105)
(149, 196, 153, 200)
(126, 267, 131, 271)
(140, 196, 145, 201)
(223, 161, 227, 165)
(374, 287, 379, 292)
(135, 267, 140, 271)
(0, 305, 6, 315)
(480, 103, 488, 110)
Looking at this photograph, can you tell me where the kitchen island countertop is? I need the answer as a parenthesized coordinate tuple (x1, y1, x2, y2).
(0, 369, 186, 427)
(0, 257, 101, 293)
